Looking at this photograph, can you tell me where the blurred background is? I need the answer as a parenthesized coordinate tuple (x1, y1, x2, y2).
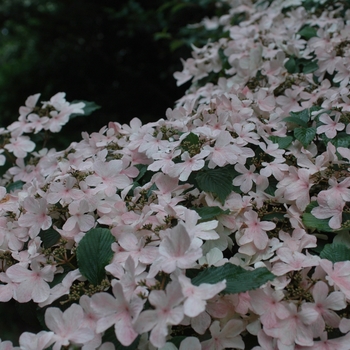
(0, 0, 228, 147)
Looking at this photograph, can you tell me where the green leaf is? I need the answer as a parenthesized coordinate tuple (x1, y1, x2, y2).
(191, 263, 275, 294)
(268, 135, 293, 149)
(192, 206, 229, 221)
(320, 243, 350, 263)
(302, 202, 334, 232)
(70, 100, 101, 119)
(6, 180, 24, 192)
(290, 109, 311, 124)
(181, 132, 199, 152)
(285, 57, 297, 73)
(294, 127, 316, 147)
(39, 228, 61, 248)
(76, 228, 115, 285)
(330, 133, 350, 148)
(302, 60, 318, 74)
(298, 25, 317, 40)
(283, 117, 308, 127)
(195, 165, 236, 204)
(262, 212, 286, 222)
(133, 164, 148, 183)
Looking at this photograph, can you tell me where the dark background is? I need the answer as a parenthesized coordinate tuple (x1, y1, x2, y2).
(0, 0, 227, 147)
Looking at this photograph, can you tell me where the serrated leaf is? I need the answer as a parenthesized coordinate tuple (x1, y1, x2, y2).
(77, 228, 115, 285)
(302, 213, 334, 232)
(290, 109, 311, 123)
(6, 180, 24, 192)
(71, 100, 101, 117)
(303, 60, 318, 74)
(285, 57, 297, 73)
(39, 228, 61, 248)
(191, 263, 275, 294)
(320, 243, 350, 263)
(330, 133, 350, 148)
(195, 165, 236, 204)
(298, 26, 317, 40)
(284, 117, 308, 127)
(192, 206, 229, 221)
(294, 127, 316, 147)
(268, 135, 293, 149)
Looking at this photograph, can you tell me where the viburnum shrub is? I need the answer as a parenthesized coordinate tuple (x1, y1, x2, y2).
(1, 0, 350, 349)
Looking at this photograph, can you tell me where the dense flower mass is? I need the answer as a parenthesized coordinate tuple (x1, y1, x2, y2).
(1, 0, 350, 348)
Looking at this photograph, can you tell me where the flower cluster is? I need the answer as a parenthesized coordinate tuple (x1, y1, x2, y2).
(1, 0, 350, 349)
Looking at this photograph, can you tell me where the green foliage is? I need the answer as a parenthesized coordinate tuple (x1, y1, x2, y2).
(284, 56, 318, 74)
(328, 133, 350, 148)
(320, 242, 350, 263)
(76, 228, 115, 285)
(39, 228, 61, 248)
(294, 126, 316, 148)
(192, 206, 229, 221)
(298, 25, 317, 40)
(285, 109, 312, 126)
(191, 263, 275, 294)
(5, 180, 24, 192)
(195, 165, 237, 204)
(268, 135, 293, 149)
(302, 201, 334, 232)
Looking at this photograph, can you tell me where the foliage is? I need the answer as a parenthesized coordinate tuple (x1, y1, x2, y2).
(1, 0, 350, 349)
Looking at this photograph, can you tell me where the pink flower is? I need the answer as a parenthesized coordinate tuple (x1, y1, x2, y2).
(237, 210, 275, 250)
(62, 199, 95, 232)
(134, 280, 184, 348)
(320, 259, 350, 299)
(203, 131, 238, 168)
(39, 269, 82, 307)
(276, 86, 304, 113)
(249, 285, 290, 329)
(18, 197, 52, 238)
(316, 113, 345, 138)
(90, 281, 144, 346)
(201, 319, 245, 350)
(279, 168, 313, 211)
(113, 233, 158, 266)
(19, 331, 54, 350)
(4, 136, 35, 158)
(46, 102, 85, 133)
(147, 149, 181, 173)
(45, 303, 94, 350)
(177, 274, 226, 317)
(6, 261, 55, 303)
(303, 281, 346, 334)
(168, 149, 210, 181)
(297, 331, 350, 350)
(264, 303, 318, 347)
(46, 176, 84, 205)
(148, 223, 203, 277)
(311, 191, 344, 229)
(256, 89, 276, 112)
(233, 164, 258, 193)
(272, 248, 319, 276)
(85, 159, 132, 197)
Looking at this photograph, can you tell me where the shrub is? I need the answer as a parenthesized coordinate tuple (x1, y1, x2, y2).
(1, 0, 350, 349)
